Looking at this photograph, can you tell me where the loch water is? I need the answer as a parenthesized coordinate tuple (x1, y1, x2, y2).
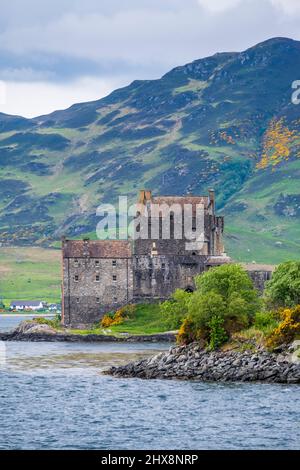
(0, 316, 299, 450)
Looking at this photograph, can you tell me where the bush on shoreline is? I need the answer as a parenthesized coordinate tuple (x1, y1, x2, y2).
(264, 261, 300, 309)
(33, 314, 62, 329)
(162, 261, 300, 350)
(266, 305, 300, 349)
(163, 264, 261, 349)
(160, 290, 191, 329)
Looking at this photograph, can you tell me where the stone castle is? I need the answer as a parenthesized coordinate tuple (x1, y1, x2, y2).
(61, 190, 272, 327)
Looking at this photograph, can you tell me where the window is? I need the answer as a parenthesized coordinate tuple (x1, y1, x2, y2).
(74, 259, 79, 266)
(95, 260, 100, 267)
(76, 297, 80, 303)
(95, 275, 100, 282)
(74, 275, 79, 282)
(162, 263, 166, 269)
(96, 298, 100, 303)
(113, 297, 118, 303)
(112, 260, 117, 267)
(113, 275, 117, 281)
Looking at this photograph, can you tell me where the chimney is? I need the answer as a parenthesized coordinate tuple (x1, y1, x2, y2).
(138, 190, 152, 203)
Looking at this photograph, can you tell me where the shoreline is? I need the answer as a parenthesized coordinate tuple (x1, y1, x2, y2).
(0, 331, 176, 343)
(0, 313, 56, 318)
(106, 342, 300, 384)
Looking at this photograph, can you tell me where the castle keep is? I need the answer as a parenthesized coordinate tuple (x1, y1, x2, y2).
(62, 190, 230, 327)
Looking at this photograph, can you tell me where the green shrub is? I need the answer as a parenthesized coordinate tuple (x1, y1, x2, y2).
(254, 311, 279, 334)
(33, 314, 61, 329)
(264, 261, 300, 309)
(188, 291, 226, 334)
(195, 263, 261, 321)
(208, 315, 228, 351)
(160, 289, 191, 329)
(175, 264, 261, 348)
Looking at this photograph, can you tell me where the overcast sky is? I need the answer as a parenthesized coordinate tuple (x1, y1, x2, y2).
(0, 0, 300, 118)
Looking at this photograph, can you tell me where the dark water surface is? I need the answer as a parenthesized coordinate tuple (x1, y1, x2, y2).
(0, 317, 299, 450)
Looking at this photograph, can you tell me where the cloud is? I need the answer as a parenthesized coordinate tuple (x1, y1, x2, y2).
(197, 0, 300, 16)
(197, 0, 242, 13)
(0, 0, 299, 117)
(1, 77, 123, 118)
(0, 81, 7, 106)
(270, 0, 300, 16)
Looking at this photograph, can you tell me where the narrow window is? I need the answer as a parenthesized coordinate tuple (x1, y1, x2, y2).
(95, 260, 100, 267)
(113, 275, 117, 281)
(76, 297, 80, 303)
(113, 297, 118, 303)
(95, 275, 100, 282)
(74, 275, 79, 282)
(112, 260, 117, 267)
(162, 263, 166, 269)
(96, 297, 100, 303)
(74, 259, 79, 267)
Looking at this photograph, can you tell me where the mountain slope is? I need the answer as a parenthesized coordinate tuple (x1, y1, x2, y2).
(0, 37, 299, 263)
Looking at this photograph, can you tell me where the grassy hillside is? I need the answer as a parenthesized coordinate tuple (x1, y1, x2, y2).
(0, 37, 299, 264)
(0, 246, 61, 306)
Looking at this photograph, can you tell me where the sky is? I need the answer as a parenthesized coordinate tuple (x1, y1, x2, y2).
(0, 0, 300, 118)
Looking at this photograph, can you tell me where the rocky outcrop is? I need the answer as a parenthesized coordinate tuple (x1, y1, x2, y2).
(13, 321, 58, 336)
(106, 342, 300, 383)
(0, 321, 175, 343)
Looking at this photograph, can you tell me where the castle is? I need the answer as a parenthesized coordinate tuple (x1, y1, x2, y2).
(61, 190, 272, 327)
(62, 189, 232, 327)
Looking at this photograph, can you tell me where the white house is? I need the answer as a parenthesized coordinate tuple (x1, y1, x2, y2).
(10, 301, 45, 311)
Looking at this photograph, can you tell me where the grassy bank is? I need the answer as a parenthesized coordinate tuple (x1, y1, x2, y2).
(71, 303, 171, 336)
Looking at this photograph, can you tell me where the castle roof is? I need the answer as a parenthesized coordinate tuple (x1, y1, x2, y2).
(62, 239, 132, 258)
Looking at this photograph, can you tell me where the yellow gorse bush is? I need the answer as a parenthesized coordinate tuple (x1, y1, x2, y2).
(256, 118, 298, 170)
(266, 305, 300, 349)
(101, 304, 136, 328)
(177, 318, 194, 344)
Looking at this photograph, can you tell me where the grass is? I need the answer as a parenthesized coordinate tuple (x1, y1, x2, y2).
(0, 246, 61, 306)
(70, 303, 171, 336)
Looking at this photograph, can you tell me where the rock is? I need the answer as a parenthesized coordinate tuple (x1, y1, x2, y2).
(105, 342, 300, 384)
(0, 321, 176, 343)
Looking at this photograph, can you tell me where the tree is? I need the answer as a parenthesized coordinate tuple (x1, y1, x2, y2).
(177, 264, 260, 348)
(264, 261, 300, 309)
(160, 289, 191, 329)
(194, 263, 260, 323)
(188, 291, 226, 333)
(208, 315, 228, 351)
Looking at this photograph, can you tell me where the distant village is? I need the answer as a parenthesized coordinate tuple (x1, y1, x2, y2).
(0, 300, 61, 314)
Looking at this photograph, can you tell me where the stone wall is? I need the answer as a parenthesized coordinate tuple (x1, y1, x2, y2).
(133, 254, 207, 301)
(243, 264, 275, 292)
(62, 239, 133, 327)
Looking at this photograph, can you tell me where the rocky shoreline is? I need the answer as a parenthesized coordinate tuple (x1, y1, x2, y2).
(0, 321, 175, 343)
(106, 342, 300, 383)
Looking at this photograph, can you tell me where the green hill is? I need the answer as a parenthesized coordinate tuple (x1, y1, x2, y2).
(0, 37, 299, 263)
